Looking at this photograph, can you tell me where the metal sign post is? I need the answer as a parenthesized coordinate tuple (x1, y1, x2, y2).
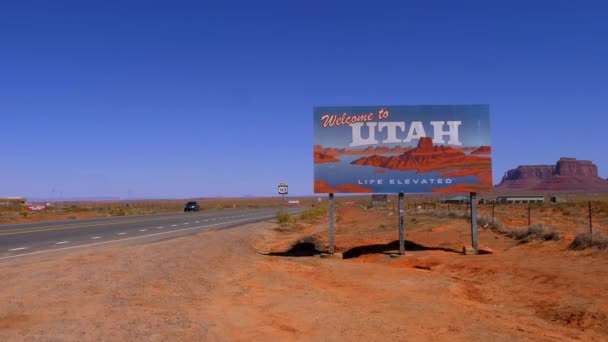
(470, 192, 478, 254)
(278, 183, 288, 214)
(329, 193, 335, 254)
(399, 192, 405, 255)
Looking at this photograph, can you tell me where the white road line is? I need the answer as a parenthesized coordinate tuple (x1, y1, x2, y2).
(91, 236, 102, 239)
(139, 229, 147, 232)
(55, 241, 69, 245)
(195, 221, 199, 223)
(0, 214, 276, 261)
(183, 223, 189, 225)
(9, 247, 27, 251)
(118, 232, 127, 235)
(171, 224, 177, 227)
(157, 227, 164, 229)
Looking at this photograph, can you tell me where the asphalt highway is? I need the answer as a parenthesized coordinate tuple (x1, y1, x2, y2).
(0, 207, 302, 261)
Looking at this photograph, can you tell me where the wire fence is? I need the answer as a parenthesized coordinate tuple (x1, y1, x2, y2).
(356, 194, 607, 236)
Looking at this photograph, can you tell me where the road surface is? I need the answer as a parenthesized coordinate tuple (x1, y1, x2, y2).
(0, 207, 301, 261)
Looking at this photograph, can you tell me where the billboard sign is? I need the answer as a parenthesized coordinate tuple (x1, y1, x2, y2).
(314, 105, 492, 193)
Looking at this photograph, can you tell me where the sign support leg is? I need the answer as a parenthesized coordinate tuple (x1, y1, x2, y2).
(399, 192, 405, 255)
(470, 192, 478, 254)
(329, 193, 335, 254)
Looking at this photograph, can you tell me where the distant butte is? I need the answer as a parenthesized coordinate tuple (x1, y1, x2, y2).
(495, 158, 608, 192)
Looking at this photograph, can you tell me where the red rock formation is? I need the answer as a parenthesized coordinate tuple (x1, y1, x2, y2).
(351, 137, 491, 174)
(314, 144, 412, 156)
(495, 158, 608, 192)
(335, 184, 373, 193)
(314, 151, 340, 163)
(556, 158, 598, 177)
(471, 146, 491, 155)
(313, 180, 372, 193)
(314, 180, 338, 193)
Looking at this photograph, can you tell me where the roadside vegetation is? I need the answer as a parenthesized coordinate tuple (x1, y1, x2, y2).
(276, 211, 294, 225)
(273, 206, 331, 233)
(410, 209, 562, 243)
(569, 232, 608, 250)
(299, 206, 328, 221)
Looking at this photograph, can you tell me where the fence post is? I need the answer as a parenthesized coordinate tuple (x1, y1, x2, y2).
(329, 193, 335, 254)
(528, 202, 531, 227)
(589, 201, 593, 243)
(470, 192, 478, 254)
(399, 192, 405, 255)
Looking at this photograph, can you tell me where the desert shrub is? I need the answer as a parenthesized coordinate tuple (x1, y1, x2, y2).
(528, 224, 545, 237)
(109, 207, 126, 216)
(543, 230, 561, 241)
(477, 216, 492, 228)
(20, 211, 28, 218)
(505, 224, 560, 242)
(67, 215, 77, 220)
(299, 206, 328, 221)
(569, 232, 608, 250)
(506, 229, 528, 240)
(273, 223, 303, 232)
(276, 211, 293, 225)
(447, 212, 460, 218)
(491, 221, 508, 234)
(64, 206, 90, 213)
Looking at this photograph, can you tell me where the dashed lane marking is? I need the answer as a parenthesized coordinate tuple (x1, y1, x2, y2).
(0, 214, 278, 261)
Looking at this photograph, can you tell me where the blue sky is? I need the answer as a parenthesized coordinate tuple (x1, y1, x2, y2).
(1, 0, 607, 198)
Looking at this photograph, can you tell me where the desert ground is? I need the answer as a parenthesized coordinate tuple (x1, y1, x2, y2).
(1, 200, 607, 341)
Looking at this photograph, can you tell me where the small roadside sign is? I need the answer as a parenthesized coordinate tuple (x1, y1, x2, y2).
(278, 183, 288, 195)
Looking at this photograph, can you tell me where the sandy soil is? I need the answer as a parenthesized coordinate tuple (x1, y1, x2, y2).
(1, 207, 607, 341)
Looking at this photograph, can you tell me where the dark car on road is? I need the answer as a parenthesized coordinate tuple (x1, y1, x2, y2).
(184, 201, 200, 212)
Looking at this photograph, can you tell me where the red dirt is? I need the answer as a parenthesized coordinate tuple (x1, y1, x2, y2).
(1, 206, 607, 341)
(431, 183, 491, 193)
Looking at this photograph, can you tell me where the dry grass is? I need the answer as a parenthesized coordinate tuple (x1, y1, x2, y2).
(504, 224, 561, 242)
(569, 232, 608, 250)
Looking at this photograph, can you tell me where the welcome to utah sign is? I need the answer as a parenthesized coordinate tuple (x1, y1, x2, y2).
(313, 105, 492, 193)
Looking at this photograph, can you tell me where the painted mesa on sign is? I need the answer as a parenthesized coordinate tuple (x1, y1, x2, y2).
(313, 105, 492, 193)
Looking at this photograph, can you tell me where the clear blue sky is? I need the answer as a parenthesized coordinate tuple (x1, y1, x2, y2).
(2, 0, 607, 199)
